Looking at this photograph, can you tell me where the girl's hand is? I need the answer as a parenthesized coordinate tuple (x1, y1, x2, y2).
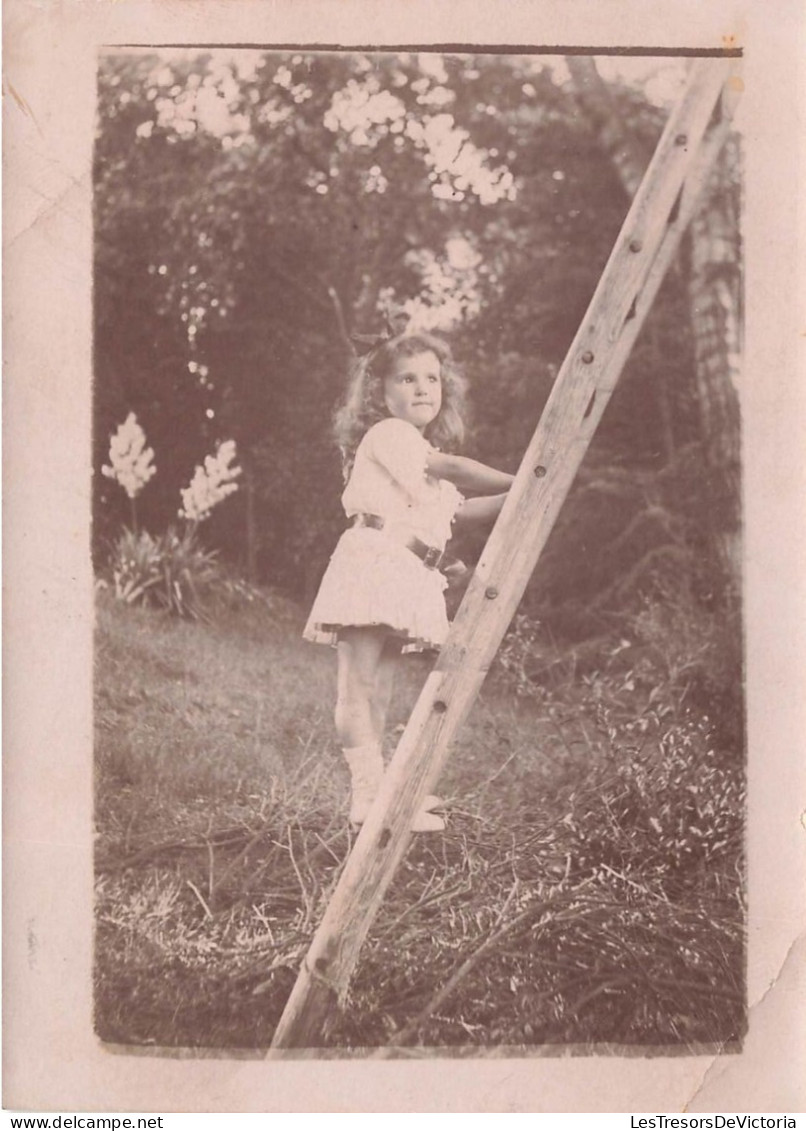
(441, 557, 470, 585)
(441, 557, 472, 619)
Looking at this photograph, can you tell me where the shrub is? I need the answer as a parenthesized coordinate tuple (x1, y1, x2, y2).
(495, 612, 550, 696)
(626, 579, 744, 751)
(110, 527, 163, 606)
(109, 525, 222, 620)
(152, 526, 223, 619)
(495, 563, 743, 755)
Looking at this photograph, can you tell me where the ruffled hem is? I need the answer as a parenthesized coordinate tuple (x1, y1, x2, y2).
(302, 526, 450, 653)
(304, 621, 440, 654)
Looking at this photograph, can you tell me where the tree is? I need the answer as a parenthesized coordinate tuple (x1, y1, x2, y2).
(565, 56, 742, 605)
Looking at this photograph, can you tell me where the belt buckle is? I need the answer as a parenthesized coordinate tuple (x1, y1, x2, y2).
(423, 545, 442, 570)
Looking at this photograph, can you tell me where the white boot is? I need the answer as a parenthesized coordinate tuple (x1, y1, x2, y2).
(408, 806, 446, 833)
(343, 744, 384, 825)
(343, 745, 445, 832)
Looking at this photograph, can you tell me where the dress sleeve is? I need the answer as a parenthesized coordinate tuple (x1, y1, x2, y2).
(363, 418, 435, 501)
(441, 479, 465, 528)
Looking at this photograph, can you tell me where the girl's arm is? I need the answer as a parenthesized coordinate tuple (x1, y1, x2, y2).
(426, 451, 514, 494)
(452, 493, 509, 528)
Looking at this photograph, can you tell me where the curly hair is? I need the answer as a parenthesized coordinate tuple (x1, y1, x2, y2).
(334, 332, 468, 478)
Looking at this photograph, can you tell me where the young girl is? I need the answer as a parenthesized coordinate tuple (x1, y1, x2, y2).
(303, 331, 514, 831)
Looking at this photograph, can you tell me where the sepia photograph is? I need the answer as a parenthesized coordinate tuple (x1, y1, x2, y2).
(4, 0, 804, 1115)
(92, 46, 745, 1054)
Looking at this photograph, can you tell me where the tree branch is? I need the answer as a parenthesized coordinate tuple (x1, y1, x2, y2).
(565, 55, 652, 199)
(325, 284, 355, 356)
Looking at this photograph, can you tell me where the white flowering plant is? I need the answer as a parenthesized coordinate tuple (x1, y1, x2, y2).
(103, 415, 243, 619)
(102, 413, 157, 526)
(179, 440, 242, 524)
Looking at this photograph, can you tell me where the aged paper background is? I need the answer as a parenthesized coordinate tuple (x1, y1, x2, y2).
(3, 0, 805, 1114)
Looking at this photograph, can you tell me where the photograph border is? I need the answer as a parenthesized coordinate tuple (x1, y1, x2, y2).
(4, 0, 804, 1114)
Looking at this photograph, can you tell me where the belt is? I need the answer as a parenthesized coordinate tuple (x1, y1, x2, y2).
(352, 513, 447, 571)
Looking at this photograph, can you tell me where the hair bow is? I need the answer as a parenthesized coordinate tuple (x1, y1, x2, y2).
(350, 330, 391, 350)
(350, 310, 409, 354)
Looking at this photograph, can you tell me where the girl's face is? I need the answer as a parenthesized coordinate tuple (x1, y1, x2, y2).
(383, 350, 443, 432)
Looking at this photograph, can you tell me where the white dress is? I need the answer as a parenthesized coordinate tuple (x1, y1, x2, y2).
(303, 417, 464, 652)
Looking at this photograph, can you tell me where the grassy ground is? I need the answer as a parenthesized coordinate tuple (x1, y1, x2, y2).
(94, 587, 746, 1052)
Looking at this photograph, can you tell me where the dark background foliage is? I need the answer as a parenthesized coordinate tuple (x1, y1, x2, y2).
(94, 49, 740, 637)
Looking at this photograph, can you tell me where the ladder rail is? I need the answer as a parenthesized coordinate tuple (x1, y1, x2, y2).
(269, 57, 741, 1051)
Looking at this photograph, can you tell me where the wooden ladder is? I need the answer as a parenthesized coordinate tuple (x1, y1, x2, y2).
(270, 56, 742, 1050)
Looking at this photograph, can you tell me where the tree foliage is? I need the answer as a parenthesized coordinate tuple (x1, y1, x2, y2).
(94, 50, 740, 629)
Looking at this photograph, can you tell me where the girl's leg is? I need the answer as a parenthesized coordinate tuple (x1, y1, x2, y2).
(370, 635, 403, 743)
(373, 637, 443, 815)
(335, 627, 444, 831)
(335, 627, 388, 825)
(335, 626, 390, 749)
